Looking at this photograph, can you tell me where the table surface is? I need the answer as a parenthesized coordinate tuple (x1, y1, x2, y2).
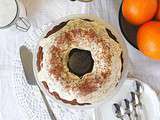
(0, 0, 160, 120)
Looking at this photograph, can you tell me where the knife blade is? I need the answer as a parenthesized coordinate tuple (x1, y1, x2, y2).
(20, 46, 57, 120)
(20, 46, 36, 85)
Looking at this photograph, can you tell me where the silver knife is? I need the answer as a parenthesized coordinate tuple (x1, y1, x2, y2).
(20, 46, 57, 120)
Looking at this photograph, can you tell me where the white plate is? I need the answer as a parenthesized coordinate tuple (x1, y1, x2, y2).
(100, 78, 160, 120)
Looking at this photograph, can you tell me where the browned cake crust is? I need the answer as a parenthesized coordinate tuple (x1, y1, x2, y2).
(42, 81, 91, 105)
(37, 46, 43, 72)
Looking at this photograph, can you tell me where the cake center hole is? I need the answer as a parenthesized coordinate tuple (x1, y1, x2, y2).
(67, 48, 94, 78)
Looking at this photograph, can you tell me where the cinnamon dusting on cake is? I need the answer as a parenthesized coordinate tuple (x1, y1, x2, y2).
(36, 18, 123, 104)
(47, 28, 112, 95)
(49, 46, 63, 79)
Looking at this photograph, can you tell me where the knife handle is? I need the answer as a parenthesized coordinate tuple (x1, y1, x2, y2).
(39, 87, 57, 120)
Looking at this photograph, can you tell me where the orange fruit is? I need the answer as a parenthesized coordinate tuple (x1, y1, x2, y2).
(137, 21, 160, 60)
(156, 0, 160, 20)
(122, 0, 158, 25)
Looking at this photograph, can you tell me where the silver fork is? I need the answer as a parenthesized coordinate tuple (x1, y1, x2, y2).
(122, 99, 133, 120)
(20, 46, 57, 120)
(113, 103, 125, 120)
(132, 81, 146, 120)
(130, 91, 146, 120)
(134, 81, 143, 104)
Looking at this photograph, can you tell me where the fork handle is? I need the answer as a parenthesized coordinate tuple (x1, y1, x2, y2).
(123, 114, 131, 120)
(135, 105, 146, 120)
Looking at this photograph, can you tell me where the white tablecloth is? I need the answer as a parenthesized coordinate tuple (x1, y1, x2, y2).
(0, 0, 160, 120)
